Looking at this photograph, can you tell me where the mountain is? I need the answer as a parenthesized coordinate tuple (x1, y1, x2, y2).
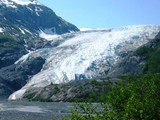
(0, 0, 79, 99)
(7, 25, 160, 100)
(0, 0, 79, 34)
(0, 0, 79, 68)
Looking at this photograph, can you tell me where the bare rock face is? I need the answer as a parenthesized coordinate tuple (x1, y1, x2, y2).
(0, 57, 45, 98)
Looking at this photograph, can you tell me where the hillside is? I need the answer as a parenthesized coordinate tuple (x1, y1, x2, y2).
(0, 0, 79, 68)
(0, 0, 79, 98)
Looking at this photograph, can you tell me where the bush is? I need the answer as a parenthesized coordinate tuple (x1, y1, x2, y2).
(63, 74, 160, 120)
(107, 74, 160, 119)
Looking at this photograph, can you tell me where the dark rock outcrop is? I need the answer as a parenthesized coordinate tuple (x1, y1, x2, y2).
(0, 57, 45, 98)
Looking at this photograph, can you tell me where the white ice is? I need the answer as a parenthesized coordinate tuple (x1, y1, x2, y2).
(79, 28, 109, 31)
(9, 25, 160, 100)
(39, 30, 62, 41)
(23, 28, 32, 35)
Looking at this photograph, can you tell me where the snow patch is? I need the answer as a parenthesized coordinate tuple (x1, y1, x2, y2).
(23, 28, 32, 34)
(12, 0, 40, 5)
(0, 0, 17, 8)
(15, 52, 32, 64)
(0, 28, 4, 32)
(27, 6, 33, 11)
(1, 0, 41, 7)
(39, 30, 62, 41)
(19, 28, 25, 34)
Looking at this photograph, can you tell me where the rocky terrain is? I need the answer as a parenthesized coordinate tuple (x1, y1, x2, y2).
(0, 0, 79, 68)
(0, 56, 45, 99)
(0, 0, 79, 98)
(109, 31, 160, 76)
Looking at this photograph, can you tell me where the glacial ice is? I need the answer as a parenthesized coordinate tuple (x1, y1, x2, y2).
(9, 25, 160, 100)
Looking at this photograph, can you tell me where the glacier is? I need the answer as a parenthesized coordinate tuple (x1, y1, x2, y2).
(9, 25, 160, 100)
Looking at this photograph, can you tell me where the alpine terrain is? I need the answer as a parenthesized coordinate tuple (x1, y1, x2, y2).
(9, 25, 160, 100)
(0, 0, 160, 102)
(0, 0, 79, 99)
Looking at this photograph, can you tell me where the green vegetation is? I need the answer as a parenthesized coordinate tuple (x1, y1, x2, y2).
(27, 93, 36, 101)
(0, 33, 24, 54)
(143, 49, 160, 73)
(135, 37, 160, 73)
(135, 46, 153, 59)
(107, 74, 160, 120)
(54, 85, 61, 94)
(63, 74, 160, 120)
(68, 79, 113, 103)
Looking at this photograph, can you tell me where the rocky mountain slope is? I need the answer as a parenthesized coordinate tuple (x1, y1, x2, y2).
(0, 0, 79, 68)
(8, 25, 160, 100)
(0, 0, 79, 98)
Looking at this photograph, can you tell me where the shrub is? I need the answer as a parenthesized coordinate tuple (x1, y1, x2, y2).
(63, 74, 160, 120)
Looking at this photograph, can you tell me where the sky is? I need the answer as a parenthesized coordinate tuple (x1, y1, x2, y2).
(24, 0, 160, 29)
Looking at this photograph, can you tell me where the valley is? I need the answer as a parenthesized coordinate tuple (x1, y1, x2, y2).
(0, 0, 160, 119)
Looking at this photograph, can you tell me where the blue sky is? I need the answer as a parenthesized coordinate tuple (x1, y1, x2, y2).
(27, 0, 160, 28)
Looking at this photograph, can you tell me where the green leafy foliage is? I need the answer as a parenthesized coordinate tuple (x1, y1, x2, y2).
(63, 74, 160, 120)
(107, 74, 160, 120)
(27, 93, 36, 101)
